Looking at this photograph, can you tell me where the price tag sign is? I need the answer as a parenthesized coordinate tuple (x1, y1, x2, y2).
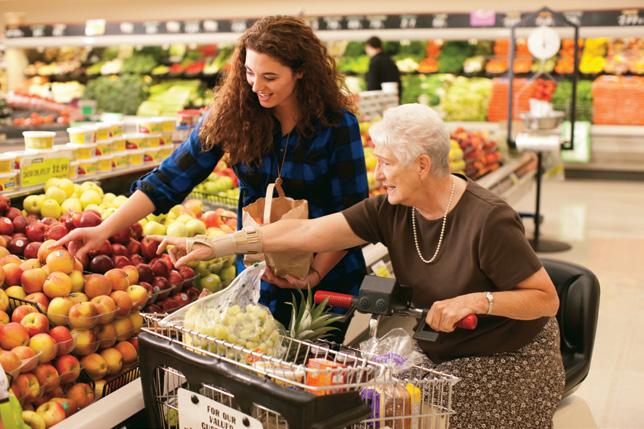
(470, 10, 496, 27)
(85, 19, 106, 36)
(178, 388, 263, 429)
(20, 155, 71, 188)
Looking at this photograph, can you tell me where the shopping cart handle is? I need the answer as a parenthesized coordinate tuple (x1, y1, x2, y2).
(455, 314, 478, 330)
(314, 291, 355, 309)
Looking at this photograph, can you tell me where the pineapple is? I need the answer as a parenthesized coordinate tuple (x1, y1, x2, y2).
(286, 288, 344, 342)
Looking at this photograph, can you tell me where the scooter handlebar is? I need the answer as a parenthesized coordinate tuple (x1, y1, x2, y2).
(313, 291, 355, 309)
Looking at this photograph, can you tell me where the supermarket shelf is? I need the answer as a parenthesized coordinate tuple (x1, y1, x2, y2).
(477, 152, 535, 190)
(51, 379, 143, 429)
(6, 25, 644, 48)
(1, 162, 159, 199)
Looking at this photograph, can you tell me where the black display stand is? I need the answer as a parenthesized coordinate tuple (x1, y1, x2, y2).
(507, 7, 579, 253)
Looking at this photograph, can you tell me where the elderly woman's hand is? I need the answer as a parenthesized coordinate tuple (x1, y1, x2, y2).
(148, 235, 216, 268)
(426, 293, 485, 332)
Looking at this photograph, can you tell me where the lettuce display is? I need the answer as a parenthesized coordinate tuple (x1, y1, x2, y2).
(442, 77, 492, 121)
(401, 74, 454, 106)
(84, 75, 149, 114)
(551, 80, 593, 122)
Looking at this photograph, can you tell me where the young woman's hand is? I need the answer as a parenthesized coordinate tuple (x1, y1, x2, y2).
(55, 226, 111, 264)
(262, 266, 321, 289)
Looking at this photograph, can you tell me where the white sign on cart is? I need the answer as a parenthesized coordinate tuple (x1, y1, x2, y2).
(178, 388, 263, 429)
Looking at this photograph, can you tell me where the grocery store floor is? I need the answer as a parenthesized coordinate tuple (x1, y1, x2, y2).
(513, 177, 644, 429)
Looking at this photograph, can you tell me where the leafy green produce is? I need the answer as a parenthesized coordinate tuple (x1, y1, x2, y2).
(398, 41, 426, 57)
(551, 80, 593, 121)
(442, 77, 492, 121)
(137, 79, 203, 116)
(401, 74, 454, 105)
(383, 41, 401, 56)
(338, 55, 370, 74)
(344, 42, 366, 57)
(85, 75, 149, 115)
(438, 41, 474, 73)
(122, 53, 158, 74)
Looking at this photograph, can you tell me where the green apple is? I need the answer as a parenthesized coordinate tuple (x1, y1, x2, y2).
(208, 258, 224, 273)
(196, 261, 210, 275)
(44, 177, 60, 192)
(166, 222, 188, 237)
(200, 273, 222, 293)
(220, 266, 236, 286)
(80, 189, 102, 208)
(45, 186, 67, 204)
(61, 197, 83, 214)
(102, 192, 117, 205)
(185, 219, 206, 236)
(219, 176, 234, 191)
(57, 178, 75, 197)
(207, 228, 226, 238)
(23, 195, 42, 215)
(222, 254, 236, 268)
(40, 198, 62, 219)
(102, 207, 116, 219)
(176, 214, 194, 225)
(113, 195, 128, 208)
(143, 221, 166, 236)
(168, 205, 186, 217)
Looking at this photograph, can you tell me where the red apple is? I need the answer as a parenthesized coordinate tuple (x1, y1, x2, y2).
(80, 353, 108, 380)
(3, 263, 23, 286)
(21, 267, 48, 294)
(150, 258, 169, 278)
(66, 382, 95, 409)
(23, 241, 43, 260)
(42, 272, 73, 298)
(36, 401, 66, 427)
(185, 287, 200, 301)
(45, 223, 69, 241)
(126, 238, 141, 256)
(172, 292, 190, 308)
(79, 211, 101, 228)
(67, 240, 88, 268)
(168, 270, 183, 288)
(0, 195, 10, 214)
(202, 210, 222, 228)
(49, 397, 76, 417)
(8, 236, 27, 256)
(41, 217, 57, 226)
(90, 255, 114, 274)
(137, 264, 154, 284)
(113, 255, 132, 268)
(83, 273, 112, 298)
(109, 291, 133, 317)
(110, 228, 131, 245)
(140, 237, 160, 261)
(11, 305, 38, 324)
(55, 354, 81, 384)
(20, 312, 50, 336)
(153, 276, 171, 292)
(49, 326, 74, 356)
(145, 303, 163, 313)
(111, 243, 128, 256)
(26, 222, 47, 242)
(24, 293, 50, 312)
(6, 207, 21, 220)
(88, 240, 112, 258)
(29, 333, 58, 363)
(0, 349, 21, 374)
(105, 268, 129, 291)
(68, 302, 99, 329)
(0, 322, 30, 349)
(11, 345, 39, 372)
(35, 363, 60, 392)
(178, 265, 196, 280)
(12, 215, 28, 234)
(130, 222, 143, 240)
(130, 254, 144, 266)
(11, 372, 40, 402)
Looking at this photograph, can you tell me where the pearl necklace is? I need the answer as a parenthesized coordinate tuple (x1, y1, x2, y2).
(411, 176, 456, 264)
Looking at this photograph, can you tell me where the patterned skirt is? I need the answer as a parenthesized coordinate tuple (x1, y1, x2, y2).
(430, 318, 565, 429)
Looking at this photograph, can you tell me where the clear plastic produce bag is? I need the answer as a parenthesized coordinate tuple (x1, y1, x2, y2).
(161, 262, 285, 360)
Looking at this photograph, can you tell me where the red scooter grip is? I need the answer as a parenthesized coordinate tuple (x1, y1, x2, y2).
(455, 314, 478, 330)
(314, 291, 355, 309)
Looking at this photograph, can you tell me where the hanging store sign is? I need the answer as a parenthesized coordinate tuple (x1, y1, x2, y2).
(4, 8, 642, 39)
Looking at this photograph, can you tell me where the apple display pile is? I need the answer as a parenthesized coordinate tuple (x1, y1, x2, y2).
(450, 127, 502, 180)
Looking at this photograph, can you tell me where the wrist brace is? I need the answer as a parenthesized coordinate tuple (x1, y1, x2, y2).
(186, 225, 263, 258)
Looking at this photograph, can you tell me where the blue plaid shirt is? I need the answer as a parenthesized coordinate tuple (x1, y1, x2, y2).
(133, 110, 369, 328)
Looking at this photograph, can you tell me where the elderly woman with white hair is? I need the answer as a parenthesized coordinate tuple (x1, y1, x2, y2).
(153, 103, 565, 428)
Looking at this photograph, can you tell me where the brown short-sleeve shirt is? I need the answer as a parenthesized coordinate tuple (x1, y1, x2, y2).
(342, 175, 547, 363)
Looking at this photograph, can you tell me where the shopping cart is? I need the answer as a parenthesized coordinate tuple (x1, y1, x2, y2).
(139, 313, 459, 429)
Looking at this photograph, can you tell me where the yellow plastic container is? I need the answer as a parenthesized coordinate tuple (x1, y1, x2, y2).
(160, 117, 177, 133)
(123, 133, 148, 150)
(137, 118, 163, 134)
(158, 146, 173, 161)
(69, 161, 79, 179)
(0, 170, 19, 192)
(146, 133, 162, 148)
(111, 136, 126, 152)
(96, 139, 113, 156)
(65, 143, 96, 160)
(5, 151, 24, 170)
(96, 154, 113, 173)
(160, 131, 174, 146)
(77, 159, 98, 176)
(107, 121, 124, 137)
(95, 123, 112, 142)
(0, 153, 16, 173)
(112, 151, 129, 169)
(67, 126, 97, 144)
(22, 131, 55, 150)
(128, 149, 145, 166)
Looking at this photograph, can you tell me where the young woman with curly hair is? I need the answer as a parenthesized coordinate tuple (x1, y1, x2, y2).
(57, 16, 369, 339)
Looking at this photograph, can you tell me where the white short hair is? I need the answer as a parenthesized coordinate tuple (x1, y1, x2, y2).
(369, 104, 450, 176)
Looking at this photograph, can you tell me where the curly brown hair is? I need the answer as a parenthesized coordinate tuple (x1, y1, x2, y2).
(199, 16, 354, 164)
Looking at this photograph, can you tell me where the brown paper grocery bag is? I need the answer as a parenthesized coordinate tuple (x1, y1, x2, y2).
(242, 178, 313, 279)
